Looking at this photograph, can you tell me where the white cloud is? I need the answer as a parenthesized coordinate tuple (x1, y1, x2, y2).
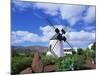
(40, 25, 66, 41)
(11, 25, 67, 44)
(64, 30, 95, 48)
(12, 25, 95, 48)
(33, 3, 60, 16)
(69, 30, 95, 41)
(39, 26, 95, 48)
(12, 1, 96, 26)
(59, 5, 87, 25)
(40, 25, 55, 41)
(12, 0, 32, 11)
(33, 3, 95, 26)
(33, 3, 84, 25)
(11, 31, 40, 44)
(83, 6, 96, 24)
(32, 3, 96, 26)
(11, 1, 96, 47)
(83, 25, 96, 32)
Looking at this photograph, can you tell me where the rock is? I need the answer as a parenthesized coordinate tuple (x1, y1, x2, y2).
(31, 52, 43, 73)
(43, 65, 56, 72)
(20, 67, 32, 74)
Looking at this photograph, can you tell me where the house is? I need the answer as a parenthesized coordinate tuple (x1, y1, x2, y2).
(88, 43, 93, 49)
(64, 48, 73, 54)
(64, 47, 77, 55)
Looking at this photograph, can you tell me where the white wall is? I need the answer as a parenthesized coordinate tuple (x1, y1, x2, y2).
(49, 40, 64, 57)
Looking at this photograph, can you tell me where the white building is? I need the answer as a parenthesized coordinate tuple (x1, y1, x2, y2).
(64, 48, 73, 55)
(64, 47, 77, 55)
(88, 43, 93, 49)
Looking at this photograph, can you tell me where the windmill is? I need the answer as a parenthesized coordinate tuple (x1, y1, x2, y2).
(46, 18, 74, 57)
(33, 12, 74, 57)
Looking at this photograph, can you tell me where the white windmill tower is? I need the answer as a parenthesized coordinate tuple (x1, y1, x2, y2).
(47, 34, 64, 57)
(46, 19, 74, 57)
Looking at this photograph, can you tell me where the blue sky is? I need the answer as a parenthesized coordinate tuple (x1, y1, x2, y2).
(11, 0, 96, 48)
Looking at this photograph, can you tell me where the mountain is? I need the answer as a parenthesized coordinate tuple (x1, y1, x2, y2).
(11, 45, 48, 53)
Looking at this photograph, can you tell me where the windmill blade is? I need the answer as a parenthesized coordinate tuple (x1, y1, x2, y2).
(63, 21, 73, 36)
(65, 40, 74, 50)
(61, 29, 66, 34)
(34, 11, 56, 30)
(49, 40, 59, 57)
(50, 34, 58, 40)
(49, 48, 58, 57)
(65, 26, 72, 37)
(65, 30, 70, 36)
(46, 18, 60, 34)
(52, 40, 59, 51)
(46, 18, 56, 30)
(63, 26, 72, 41)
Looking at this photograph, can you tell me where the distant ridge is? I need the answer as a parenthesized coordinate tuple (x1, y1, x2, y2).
(11, 45, 48, 53)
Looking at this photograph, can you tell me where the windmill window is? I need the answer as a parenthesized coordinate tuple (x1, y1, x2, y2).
(50, 45, 51, 48)
(50, 45, 52, 51)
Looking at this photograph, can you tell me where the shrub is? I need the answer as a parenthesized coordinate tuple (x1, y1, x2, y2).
(55, 56, 73, 71)
(41, 55, 57, 66)
(55, 54, 86, 71)
(91, 42, 96, 51)
(11, 50, 19, 57)
(11, 55, 32, 74)
(77, 48, 84, 55)
(72, 54, 85, 70)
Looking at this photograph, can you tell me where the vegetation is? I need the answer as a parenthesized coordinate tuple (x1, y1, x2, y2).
(11, 43, 96, 74)
(83, 42, 96, 64)
(91, 42, 96, 63)
(41, 55, 57, 66)
(11, 51, 33, 74)
(55, 56, 72, 71)
(77, 48, 84, 55)
(55, 42, 96, 71)
(72, 54, 85, 70)
(91, 42, 96, 51)
(55, 54, 85, 71)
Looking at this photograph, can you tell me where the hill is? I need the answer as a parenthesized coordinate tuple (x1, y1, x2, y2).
(11, 45, 48, 53)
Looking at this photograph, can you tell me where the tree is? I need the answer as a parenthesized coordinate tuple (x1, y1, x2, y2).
(72, 54, 85, 70)
(84, 48, 91, 59)
(55, 54, 86, 71)
(77, 48, 84, 55)
(91, 42, 96, 64)
(72, 50, 76, 55)
(12, 50, 19, 57)
(91, 42, 96, 51)
(85, 47, 96, 64)
(56, 56, 73, 71)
